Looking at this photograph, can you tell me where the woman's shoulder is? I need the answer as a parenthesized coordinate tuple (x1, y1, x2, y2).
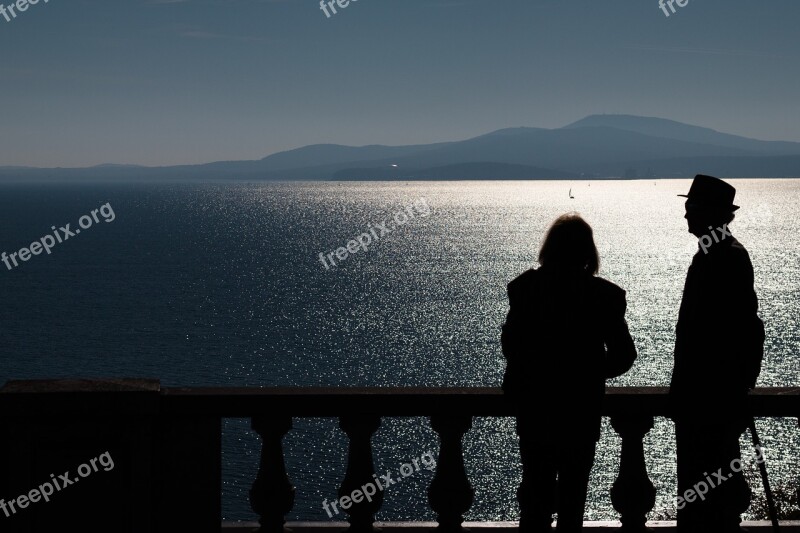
(508, 267, 537, 284)
(507, 268, 542, 293)
(507, 269, 627, 301)
(589, 276, 627, 303)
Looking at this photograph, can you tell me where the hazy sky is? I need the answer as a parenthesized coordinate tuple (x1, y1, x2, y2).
(1, 0, 799, 167)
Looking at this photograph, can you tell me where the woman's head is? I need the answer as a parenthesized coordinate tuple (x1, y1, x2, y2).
(538, 213, 599, 275)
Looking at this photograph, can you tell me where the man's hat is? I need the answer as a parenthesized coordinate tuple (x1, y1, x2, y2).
(678, 174, 739, 211)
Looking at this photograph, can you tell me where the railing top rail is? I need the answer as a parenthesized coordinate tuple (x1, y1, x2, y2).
(1, 381, 798, 418)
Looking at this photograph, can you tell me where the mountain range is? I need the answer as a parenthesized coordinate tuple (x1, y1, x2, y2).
(3, 114, 800, 180)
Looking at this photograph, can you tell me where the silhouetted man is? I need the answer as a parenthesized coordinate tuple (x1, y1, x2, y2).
(670, 175, 765, 533)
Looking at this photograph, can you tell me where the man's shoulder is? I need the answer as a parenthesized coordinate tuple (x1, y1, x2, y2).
(716, 237, 753, 267)
(694, 236, 751, 261)
(728, 237, 750, 256)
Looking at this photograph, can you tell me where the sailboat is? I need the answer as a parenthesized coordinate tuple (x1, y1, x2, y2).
(569, 188, 575, 199)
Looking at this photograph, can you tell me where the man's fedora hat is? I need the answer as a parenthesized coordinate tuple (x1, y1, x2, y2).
(678, 174, 739, 211)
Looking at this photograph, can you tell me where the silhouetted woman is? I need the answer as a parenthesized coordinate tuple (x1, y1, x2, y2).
(501, 213, 637, 533)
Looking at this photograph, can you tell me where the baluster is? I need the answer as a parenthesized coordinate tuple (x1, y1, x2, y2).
(250, 416, 296, 533)
(428, 415, 474, 533)
(338, 416, 383, 532)
(610, 415, 656, 532)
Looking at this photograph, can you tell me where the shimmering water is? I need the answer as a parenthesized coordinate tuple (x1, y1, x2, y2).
(0, 180, 797, 521)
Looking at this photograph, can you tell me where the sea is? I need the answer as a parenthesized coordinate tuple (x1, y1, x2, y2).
(0, 179, 798, 522)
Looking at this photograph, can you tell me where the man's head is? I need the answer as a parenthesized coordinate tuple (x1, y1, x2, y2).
(679, 175, 738, 237)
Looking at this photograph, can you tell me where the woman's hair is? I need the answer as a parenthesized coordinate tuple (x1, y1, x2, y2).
(538, 213, 599, 275)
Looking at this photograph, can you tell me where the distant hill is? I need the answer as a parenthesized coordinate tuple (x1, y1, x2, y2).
(3, 115, 800, 180)
(332, 162, 578, 180)
(563, 114, 800, 156)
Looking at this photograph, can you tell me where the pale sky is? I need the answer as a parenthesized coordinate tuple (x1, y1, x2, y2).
(1, 0, 799, 167)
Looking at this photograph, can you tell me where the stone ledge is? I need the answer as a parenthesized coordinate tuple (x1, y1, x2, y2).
(220, 521, 800, 531)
